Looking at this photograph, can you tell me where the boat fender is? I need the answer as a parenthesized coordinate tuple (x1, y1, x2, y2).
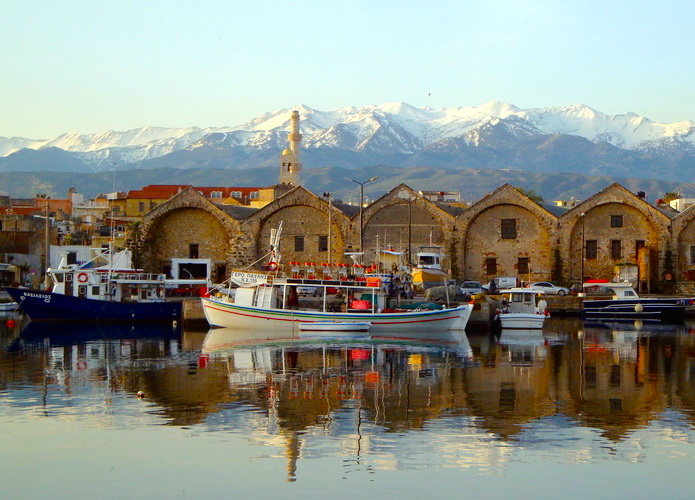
(77, 272, 89, 283)
(266, 261, 278, 271)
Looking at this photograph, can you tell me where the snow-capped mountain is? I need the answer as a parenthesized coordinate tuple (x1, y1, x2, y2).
(1, 102, 694, 180)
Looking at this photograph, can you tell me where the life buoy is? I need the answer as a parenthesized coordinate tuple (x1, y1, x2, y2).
(77, 360, 87, 370)
(266, 261, 278, 272)
(77, 272, 89, 283)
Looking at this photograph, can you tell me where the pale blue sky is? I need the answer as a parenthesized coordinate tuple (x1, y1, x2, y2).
(2, 0, 693, 138)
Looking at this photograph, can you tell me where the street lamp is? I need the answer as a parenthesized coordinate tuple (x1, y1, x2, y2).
(580, 212, 585, 285)
(349, 176, 379, 253)
(323, 192, 332, 267)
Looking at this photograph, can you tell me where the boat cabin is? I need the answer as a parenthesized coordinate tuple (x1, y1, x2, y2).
(227, 278, 386, 314)
(583, 281, 639, 300)
(49, 249, 166, 303)
(500, 288, 544, 314)
(415, 246, 444, 270)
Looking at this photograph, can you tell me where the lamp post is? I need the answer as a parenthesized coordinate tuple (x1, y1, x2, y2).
(323, 192, 332, 267)
(350, 176, 379, 254)
(580, 212, 585, 285)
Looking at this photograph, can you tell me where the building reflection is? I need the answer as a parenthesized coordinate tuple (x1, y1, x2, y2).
(3, 319, 695, 479)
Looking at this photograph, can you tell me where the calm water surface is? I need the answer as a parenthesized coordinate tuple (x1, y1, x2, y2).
(2, 315, 695, 498)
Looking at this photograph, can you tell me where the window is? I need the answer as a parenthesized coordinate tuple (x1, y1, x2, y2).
(501, 219, 517, 239)
(91, 286, 100, 296)
(611, 240, 622, 259)
(189, 243, 199, 259)
(485, 257, 497, 275)
(294, 236, 304, 252)
(138, 201, 145, 212)
(517, 257, 529, 275)
(232, 191, 242, 198)
(610, 365, 621, 387)
(584, 365, 597, 389)
(211, 191, 222, 199)
(318, 235, 328, 252)
(250, 191, 259, 199)
(610, 215, 623, 228)
(586, 240, 598, 259)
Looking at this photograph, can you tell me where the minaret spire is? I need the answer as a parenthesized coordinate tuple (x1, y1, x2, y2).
(279, 110, 303, 185)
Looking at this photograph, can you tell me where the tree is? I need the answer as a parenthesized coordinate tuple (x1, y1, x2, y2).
(518, 188, 544, 205)
(662, 192, 679, 204)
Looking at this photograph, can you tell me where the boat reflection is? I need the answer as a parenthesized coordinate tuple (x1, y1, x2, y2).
(3, 319, 695, 480)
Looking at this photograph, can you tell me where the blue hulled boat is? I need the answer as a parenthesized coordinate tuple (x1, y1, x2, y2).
(5, 248, 182, 323)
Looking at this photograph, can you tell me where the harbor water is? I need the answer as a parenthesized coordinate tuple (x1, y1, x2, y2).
(2, 315, 695, 498)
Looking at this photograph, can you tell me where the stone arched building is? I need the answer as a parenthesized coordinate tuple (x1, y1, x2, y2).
(455, 184, 557, 283)
(129, 181, 695, 291)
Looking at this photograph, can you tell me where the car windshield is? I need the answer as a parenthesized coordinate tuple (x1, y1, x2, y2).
(463, 282, 480, 287)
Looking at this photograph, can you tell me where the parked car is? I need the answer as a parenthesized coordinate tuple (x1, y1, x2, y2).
(296, 286, 318, 295)
(482, 276, 518, 292)
(459, 281, 484, 295)
(526, 281, 570, 296)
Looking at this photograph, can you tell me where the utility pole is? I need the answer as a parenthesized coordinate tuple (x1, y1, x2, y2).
(323, 192, 332, 267)
(350, 176, 379, 254)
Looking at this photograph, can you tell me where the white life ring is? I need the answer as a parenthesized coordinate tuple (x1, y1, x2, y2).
(266, 261, 278, 272)
(77, 272, 89, 283)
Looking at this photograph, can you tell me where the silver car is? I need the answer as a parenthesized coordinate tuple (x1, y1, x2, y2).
(459, 281, 484, 295)
(527, 281, 570, 296)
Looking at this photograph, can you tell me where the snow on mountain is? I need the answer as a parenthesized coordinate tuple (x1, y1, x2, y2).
(1, 102, 694, 170)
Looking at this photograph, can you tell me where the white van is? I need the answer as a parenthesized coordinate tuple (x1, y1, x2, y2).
(483, 276, 518, 292)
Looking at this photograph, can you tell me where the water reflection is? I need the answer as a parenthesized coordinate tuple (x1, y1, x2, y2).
(2, 318, 695, 481)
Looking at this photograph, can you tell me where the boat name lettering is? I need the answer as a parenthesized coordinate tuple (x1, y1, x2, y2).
(21, 292, 51, 303)
(230, 271, 269, 285)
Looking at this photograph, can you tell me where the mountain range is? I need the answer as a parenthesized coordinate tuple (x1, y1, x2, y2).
(1, 102, 694, 183)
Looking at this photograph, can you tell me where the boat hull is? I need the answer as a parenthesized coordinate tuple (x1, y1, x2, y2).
(499, 313, 546, 329)
(202, 297, 472, 332)
(582, 298, 687, 320)
(411, 267, 450, 290)
(5, 287, 182, 323)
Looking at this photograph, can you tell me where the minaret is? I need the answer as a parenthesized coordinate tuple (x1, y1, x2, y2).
(280, 111, 303, 185)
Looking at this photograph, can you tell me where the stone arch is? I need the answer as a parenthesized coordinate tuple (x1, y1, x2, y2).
(241, 186, 351, 270)
(138, 188, 240, 276)
(359, 184, 456, 269)
(456, 185, 557, 282)
(557, 183, 671, 285)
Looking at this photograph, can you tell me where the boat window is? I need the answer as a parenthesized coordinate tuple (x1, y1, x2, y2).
(92, 286, 100, 296)
(66, 274, 73, 282)
(511, 293, 522, 302)
(624, 290, 636, 296)
(524, 293, 533, 303)
(141, 290, 148, 299)
(419, 256, 435, 266)
(54, 274, 64, 283)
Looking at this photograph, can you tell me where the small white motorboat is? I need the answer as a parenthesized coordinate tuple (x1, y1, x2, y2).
(495, 288, 548, 329)
(0, 302, 18, 312)
(299, 321, 371, 337)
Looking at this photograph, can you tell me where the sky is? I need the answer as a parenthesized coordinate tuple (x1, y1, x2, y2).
(2, 0, 694, 139)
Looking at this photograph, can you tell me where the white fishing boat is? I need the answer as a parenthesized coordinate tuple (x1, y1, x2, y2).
(202, 276, 472, 333)
(495, 288, 548, 329)
(411, 246, 450, 291)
